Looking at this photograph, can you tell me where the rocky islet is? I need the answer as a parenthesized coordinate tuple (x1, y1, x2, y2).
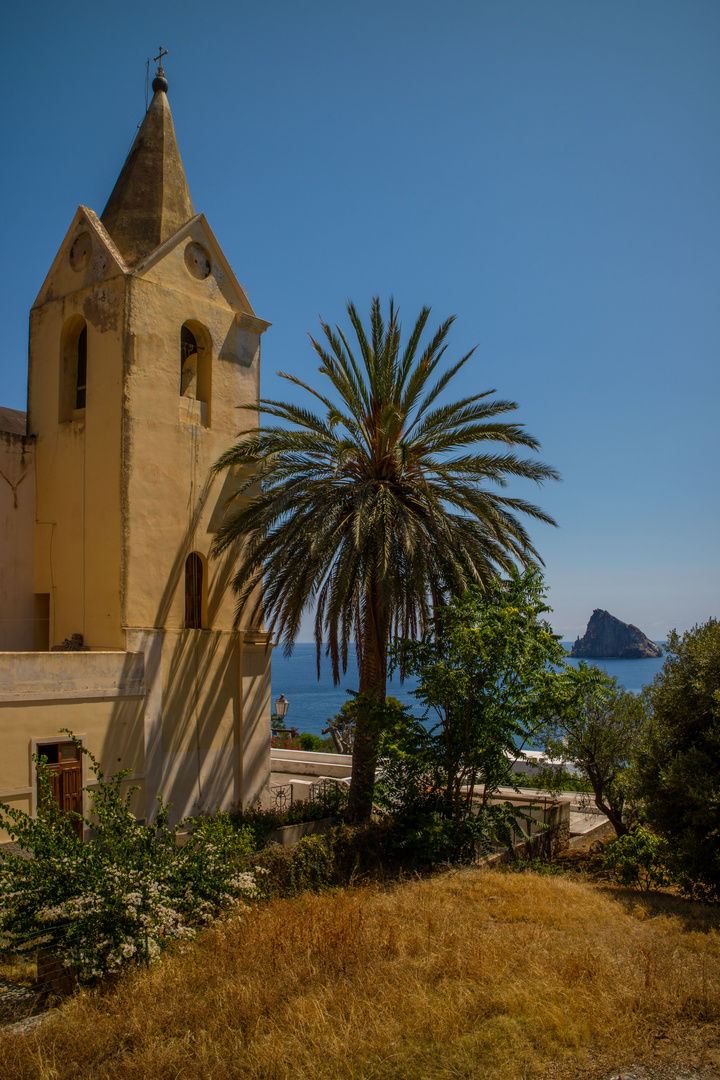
(571, 609, 663, 659)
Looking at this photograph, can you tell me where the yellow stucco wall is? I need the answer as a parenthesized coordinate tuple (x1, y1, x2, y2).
(156, 629, 241, 819)
(29, 264, 125, 650)
(122, 222, 263, 635)
(240, 640, 273, 809)
(0, 430, 36, 650)
(2, 198, 273, 835)
(0, 629, 271, 841)
(0, 668, 145, 844)
(119, 630, 272, 824)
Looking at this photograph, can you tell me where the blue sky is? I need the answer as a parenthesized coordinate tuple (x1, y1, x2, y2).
(3, 0, 718, 641)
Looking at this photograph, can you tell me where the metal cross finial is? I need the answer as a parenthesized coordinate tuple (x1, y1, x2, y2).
(154, 45, 168, 72)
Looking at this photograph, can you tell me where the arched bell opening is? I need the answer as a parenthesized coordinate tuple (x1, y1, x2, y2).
(58, 315, 88, 421)
(179, 321, 212, 425)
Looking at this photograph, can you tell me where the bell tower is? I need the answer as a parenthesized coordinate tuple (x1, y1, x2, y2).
(25, 58, 272, 817)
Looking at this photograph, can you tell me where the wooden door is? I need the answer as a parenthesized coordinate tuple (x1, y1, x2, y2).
(39, 743, 83, 838)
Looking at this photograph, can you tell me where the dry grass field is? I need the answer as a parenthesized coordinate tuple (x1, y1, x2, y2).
(1, 867, 719, 1080)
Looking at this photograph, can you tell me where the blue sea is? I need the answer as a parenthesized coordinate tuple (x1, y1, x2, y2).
(271, 642, 666, 737)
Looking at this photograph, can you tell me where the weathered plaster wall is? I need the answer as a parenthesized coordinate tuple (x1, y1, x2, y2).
(122, 227, 262, 634)
(240, 641, 272, 808)
(32, 208, 125, 310)
(124, 629, 270, 824)
(29, 270, 125, 649)
(0, 651, 145, 842)
(117, 225, 272, 822)
(6, 199, 273, 835)
(157, 629, 239, 821)
(0, 429, 36, 650)
(0, 650, 144, 701)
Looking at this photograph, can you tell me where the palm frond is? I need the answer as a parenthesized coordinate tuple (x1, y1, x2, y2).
(212, 297, 560, 697)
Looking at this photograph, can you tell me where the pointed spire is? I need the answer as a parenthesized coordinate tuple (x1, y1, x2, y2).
(100, 61, 194, 266)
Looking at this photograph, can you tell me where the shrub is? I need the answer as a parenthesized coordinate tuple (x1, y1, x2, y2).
(631, 619, 720, 897)
(544, 665, 646, 836)
(386, 812, 497, 866)
(505, 856, 568, 876)
(231, 787, 347, 844)
(270, 732, 299, 750)
(252, 834, 335, 897)
(0, 739, 258, 980)
(327, 819, 403, 879)
(251, 819, 420, 896)
(602, 827, 674, 892)
(299, 732, 335, 752)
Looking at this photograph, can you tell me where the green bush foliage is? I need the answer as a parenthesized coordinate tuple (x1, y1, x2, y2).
(602, 827, 674, 892)
(252, 820, 401, 895)
(378, 568, 568, 861)
(544, 665, 646, 836)
(231, 786, 347, 844)
(270, 731, 336, 752)
(0, 738, 258, 980)
(327, 819, 402, 878)
(513, 767, 592, 793)
(505, 856, 568, 877)
(299, 732, 335, 752)
(252, 835, 336, 897)
(632, 619, 720, 898)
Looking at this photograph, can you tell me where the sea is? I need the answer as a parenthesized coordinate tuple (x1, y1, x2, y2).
(271, 642, 667, 738)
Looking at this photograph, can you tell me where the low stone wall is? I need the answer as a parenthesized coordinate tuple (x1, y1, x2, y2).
(480, 797, 571, 863)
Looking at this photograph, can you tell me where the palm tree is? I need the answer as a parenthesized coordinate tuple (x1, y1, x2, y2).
(211, 299, 560, 822)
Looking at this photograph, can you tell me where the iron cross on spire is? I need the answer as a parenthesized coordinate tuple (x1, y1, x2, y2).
(154, 45, 168, 73)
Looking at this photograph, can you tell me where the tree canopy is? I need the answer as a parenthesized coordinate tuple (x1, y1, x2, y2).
(544, 665, 646, 836)
(378, 568, 568, 859)
(212, 298, 560, 821)
(632, 619, 720, 896)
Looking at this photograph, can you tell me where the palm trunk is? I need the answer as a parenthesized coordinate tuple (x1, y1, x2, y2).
(345, 588, 387, 824)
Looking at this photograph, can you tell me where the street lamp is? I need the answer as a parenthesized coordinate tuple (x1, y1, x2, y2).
(274, 693, 289, 720)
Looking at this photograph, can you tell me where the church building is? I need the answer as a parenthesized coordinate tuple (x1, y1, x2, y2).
(0, 60, 272, 837)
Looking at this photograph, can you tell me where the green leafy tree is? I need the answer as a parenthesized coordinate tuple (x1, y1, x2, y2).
(602, 827, 673, 892)
(321, 693, 406, 755)
(631, 619, 720, 897)
(544, 665, 647, 836)
(212, 298, 559, 823)
(377, 568, 567, 857)
(322, 697, 360, 754)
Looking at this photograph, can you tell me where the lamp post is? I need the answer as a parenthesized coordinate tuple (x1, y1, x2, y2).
(272, 693, 290, 741)
(274, 693, 289, 721)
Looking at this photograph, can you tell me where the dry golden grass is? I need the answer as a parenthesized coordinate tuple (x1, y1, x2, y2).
(1, 868, 719, 1080)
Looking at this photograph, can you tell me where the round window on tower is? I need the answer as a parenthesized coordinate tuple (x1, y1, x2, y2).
(184, 242, 212, 280)
(69, 232, 92, 271)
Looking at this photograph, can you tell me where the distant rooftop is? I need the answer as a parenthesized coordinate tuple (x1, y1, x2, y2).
(0, 407, 27, 436)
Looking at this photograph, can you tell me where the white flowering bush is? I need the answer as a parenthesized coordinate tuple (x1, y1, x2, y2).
(0, 734, 258, 980)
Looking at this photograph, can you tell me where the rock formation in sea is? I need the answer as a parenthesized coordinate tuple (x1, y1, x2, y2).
(571, 609, 663, 659)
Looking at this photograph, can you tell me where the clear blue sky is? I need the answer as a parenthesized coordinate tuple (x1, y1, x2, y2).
(3, 0, 718, 641)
